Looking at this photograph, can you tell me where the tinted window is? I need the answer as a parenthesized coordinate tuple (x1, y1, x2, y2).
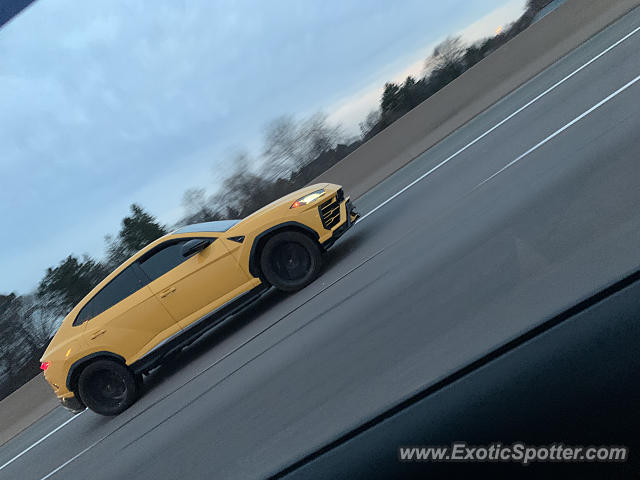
(74, 266, 143, 326)
(139, 240, 191, 282)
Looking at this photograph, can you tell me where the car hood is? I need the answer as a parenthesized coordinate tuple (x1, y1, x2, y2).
(228, 183, 329, 229)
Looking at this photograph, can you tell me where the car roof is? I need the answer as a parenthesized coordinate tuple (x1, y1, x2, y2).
(172, 219, 241, 234)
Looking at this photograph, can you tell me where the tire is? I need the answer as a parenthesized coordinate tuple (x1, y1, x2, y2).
(77, 359, 139, 416)
(260, 231, 323, 292)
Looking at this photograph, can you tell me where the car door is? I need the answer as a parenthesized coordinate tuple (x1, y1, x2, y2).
(137, 237, 251, 328)
(75, 264, 180, 363)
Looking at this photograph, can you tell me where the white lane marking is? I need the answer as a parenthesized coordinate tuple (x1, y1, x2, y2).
(39, 441, 98, 480)
(0, 412, 83, 472)
(34, 248, 389, 478)
(359, 23, 640, 222)
(476, 71, 640, 187)
(4, 21, 640, 480)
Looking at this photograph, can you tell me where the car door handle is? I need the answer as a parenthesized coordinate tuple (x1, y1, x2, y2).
(160, 287, 177, 298)
(90, 329, 106, 340)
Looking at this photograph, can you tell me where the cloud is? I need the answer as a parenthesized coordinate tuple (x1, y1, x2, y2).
(327, 56, 428, 135)
(459, 0, 526, 41)
(0, 0, 521, 293)
(327, 0, 526, 135)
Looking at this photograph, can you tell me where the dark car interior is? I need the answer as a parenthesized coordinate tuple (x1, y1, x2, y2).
(272, 268, 640, 479)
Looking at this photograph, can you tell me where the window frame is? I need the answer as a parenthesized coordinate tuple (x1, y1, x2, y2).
(71, 236, 216, 327)
(135, 236, 216, 284)
(72, 264, 148, 327)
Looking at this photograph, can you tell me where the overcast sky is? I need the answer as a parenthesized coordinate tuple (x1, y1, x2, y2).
(0, 0, 525, 294)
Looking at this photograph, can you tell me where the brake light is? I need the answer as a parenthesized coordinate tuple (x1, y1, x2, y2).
(40, 362, 50, 371)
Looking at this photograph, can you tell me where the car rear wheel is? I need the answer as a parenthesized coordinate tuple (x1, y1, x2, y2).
(260, 231, 323, 292)
(77, 359, 139, 416)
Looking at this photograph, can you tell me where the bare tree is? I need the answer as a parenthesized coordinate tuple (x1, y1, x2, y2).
(262, 113, 341, 179)
(300, 112, 342, 163)
(0, 294, 43, 374)
(424, 36, 466, 75)
(359, 110, 381, 138)
(20, 293, 61, 348)
(181, 188, 219, 224)
(262, 115, 304, 178)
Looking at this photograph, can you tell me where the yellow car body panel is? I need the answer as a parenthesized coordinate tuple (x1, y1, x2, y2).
(41, 183, 356, 411)
(142, 237, 254, 331)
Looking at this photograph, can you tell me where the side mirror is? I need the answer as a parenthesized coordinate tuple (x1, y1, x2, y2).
(181, 238, 212, 257)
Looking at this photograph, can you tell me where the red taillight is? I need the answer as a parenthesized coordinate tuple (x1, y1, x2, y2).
(40, 362, 50, 371)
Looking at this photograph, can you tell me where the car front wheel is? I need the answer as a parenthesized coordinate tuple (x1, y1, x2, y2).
(260, 231, 323, 292)
(77, 359, 139, 416)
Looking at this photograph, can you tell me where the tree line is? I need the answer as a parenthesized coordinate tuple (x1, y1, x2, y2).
(0, 0, 549, 400)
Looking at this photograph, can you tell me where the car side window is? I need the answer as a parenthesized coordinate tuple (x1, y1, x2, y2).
(138, 239, 192, 282)
(73, 266, 144, 326)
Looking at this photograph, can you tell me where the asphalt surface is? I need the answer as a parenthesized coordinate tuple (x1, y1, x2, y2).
(2, 7, 640, 479)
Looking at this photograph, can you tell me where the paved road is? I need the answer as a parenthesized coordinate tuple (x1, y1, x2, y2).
(2, 7, 640, 479)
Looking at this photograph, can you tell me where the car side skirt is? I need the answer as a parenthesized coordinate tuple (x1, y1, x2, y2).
(129, 283, 269, 374)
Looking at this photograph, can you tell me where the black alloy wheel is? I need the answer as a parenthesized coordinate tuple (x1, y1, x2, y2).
(77, 359, 139, 416)
(260, 231, 323, 292)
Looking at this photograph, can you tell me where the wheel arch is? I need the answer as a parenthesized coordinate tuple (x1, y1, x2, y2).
(248, 221, 320, 278)
(66, 351, 127, 392)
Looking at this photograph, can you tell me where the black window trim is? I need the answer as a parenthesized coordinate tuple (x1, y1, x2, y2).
(135, 236, 217, 283)
(72, 264, 148, 327)
(71, 236, 217, 327)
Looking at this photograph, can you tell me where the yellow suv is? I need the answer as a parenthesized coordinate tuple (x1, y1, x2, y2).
(40, 183, 358, 415)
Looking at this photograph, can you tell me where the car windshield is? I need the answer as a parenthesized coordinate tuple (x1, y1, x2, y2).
(172, 220, 241, 234)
